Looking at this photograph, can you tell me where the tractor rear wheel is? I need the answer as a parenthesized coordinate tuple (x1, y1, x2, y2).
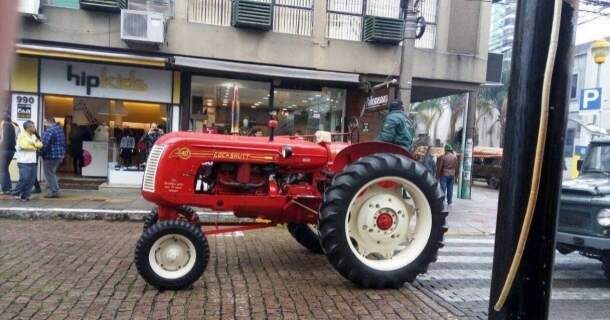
(319, 153, 447, 288)
(135, 220, 209, 290)
(287, 224, 323, 254)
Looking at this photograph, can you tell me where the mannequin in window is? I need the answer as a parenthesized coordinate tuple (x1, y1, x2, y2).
(120, 129, 135, 168)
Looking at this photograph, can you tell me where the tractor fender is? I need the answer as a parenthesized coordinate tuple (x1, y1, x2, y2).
(330, 141, 413, 172)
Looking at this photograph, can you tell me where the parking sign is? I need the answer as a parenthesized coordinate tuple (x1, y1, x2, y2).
(580, 88, 602, 111)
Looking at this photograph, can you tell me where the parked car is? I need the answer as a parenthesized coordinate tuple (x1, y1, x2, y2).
(556, 137, 610, 280)
(471, 147, 503, 189)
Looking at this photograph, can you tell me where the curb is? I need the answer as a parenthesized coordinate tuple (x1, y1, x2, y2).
(0, 207, 248, 223)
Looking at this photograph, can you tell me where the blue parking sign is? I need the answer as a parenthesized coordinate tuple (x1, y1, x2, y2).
(580, 88, 602, 111)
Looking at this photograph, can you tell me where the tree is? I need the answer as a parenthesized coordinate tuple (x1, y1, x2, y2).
(413, 99, 444, 142)
(446, 94, 466, 142)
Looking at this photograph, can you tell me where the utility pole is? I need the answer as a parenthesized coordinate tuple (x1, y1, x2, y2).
(489, 0, 577, 319)
(459, 91, 477, 199)
(398, 0, 417, 112)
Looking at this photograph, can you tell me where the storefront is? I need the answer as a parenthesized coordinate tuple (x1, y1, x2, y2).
(9, 53, 177, 187)
(172, 56, 362, 137)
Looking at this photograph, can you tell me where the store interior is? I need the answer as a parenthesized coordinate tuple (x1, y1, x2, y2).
(43, 95, 168, 184)
(190, 76, 345, 136)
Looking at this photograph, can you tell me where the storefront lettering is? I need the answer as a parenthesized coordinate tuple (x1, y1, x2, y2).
(366, 95, 389, 109)
(66, 65, 148, 95)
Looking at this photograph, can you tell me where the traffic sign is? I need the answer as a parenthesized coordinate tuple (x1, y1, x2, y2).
(580, 88, 602, 111)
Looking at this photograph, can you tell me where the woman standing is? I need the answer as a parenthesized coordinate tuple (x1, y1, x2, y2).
(12, 121, 42, 201)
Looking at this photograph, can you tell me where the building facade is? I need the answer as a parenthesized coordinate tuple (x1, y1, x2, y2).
(564, 37, 610, 178)
(7, 0, 493, 186)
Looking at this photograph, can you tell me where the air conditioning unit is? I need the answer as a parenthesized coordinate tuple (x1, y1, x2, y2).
(121, 10, 165, 45)
(18, 0, 41, 16)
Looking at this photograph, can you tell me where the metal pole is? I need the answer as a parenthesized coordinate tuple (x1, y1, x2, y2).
(597, 63, 603, 128)
(489, 0, 577, 319)
(459, 91, 477, 200)
(457, 97, 469, 198)
(398, 0, 417, 112)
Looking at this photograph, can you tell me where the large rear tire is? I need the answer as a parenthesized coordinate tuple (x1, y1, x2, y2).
(135, 220, 209, 290)
(287, 223, 323, 254)
(319, 153, 447, 288)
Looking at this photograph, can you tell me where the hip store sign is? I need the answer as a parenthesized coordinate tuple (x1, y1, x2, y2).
(40, 59, 172, 103)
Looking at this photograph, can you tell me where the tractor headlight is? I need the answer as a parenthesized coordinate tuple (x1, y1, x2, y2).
(597, 209, 610, 227)
(282, 145, 293, 159)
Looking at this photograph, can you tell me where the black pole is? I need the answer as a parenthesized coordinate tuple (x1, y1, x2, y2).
(488, 1, 577, 319)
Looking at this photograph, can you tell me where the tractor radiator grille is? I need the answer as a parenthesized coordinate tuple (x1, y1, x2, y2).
(142, 144, 166, 193)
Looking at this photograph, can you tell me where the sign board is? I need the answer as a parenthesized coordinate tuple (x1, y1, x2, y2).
(580, 88, 602, 111)
(11, 93, 38, 129)
(574, 146, 588, 157)
(40, 59, 173, 103)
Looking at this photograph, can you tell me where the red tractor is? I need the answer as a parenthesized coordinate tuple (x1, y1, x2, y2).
(135, 122, 447, 290)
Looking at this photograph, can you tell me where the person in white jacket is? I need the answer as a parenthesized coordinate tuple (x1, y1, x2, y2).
(12, 120, 42, 201)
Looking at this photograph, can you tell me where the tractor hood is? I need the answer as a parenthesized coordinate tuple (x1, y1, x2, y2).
(155, 132, 337, 170)
(562, 174, 610, 196)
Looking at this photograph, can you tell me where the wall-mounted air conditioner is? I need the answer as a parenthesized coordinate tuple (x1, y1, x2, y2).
(120, 9, 165, 45)
(18, 0, 41, 16)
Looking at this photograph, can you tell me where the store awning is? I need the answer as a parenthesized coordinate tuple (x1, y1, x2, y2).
(16, 44, 167, 68)
(171, 56, 360, 84)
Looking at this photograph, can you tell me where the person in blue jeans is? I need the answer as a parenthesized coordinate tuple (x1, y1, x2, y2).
(12, 120, 42, 201)
(41, 116, 66, 198)
(437, 144, 459, 205)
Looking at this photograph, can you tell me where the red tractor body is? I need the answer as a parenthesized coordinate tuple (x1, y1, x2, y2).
(135, 130, 446, 291)
(142, 132, 411, 225)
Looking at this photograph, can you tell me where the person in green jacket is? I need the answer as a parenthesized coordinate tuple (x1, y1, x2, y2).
(376, 100, 414, 150)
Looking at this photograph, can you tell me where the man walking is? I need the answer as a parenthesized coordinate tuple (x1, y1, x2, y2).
(437, 144, 459, 206)
(41, 116, 65, 198)
(12, 121, 42, 201)
(376, 100, 414, 150)
(0, 110, 18, 194)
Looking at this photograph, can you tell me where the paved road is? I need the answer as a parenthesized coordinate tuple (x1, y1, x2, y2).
(1, 220, 606, 320)
(415, 236, 610, 320)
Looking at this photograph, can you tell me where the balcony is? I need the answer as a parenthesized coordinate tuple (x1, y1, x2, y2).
(232, 0, 273, 31)
(363, 16, 404, 45)
(80, 0, 127, 12)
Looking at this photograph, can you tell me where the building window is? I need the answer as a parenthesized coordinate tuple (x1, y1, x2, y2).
(188, 0, 233, 26)
(274, 0, 314, 36)
(327, 0, 401, 41)
(570, 73, 578, 100)
(44, 0, 80, 9)
(415, 0, 437, 49)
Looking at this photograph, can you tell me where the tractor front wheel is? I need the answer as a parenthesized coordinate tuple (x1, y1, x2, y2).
(319, 153, 447, 288)
(135, 220, 209, 290)
(287, 224, 323, 254)
(143, 208, 158, 231)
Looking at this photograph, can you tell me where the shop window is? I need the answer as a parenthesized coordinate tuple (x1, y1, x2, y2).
(190, 76, 271, 134)
(190, 75, 346, 136)
(43, 95, 169, 184)
(274, 88, 346, 135)
(44, 0, 80, 9)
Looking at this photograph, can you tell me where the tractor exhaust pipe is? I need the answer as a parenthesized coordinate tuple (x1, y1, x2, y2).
(268, 119, 278, 142)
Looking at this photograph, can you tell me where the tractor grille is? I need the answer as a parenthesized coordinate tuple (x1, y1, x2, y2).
(142, 144, 166, 193)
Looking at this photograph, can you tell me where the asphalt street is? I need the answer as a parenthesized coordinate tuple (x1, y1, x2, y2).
(416, 235, 610, 320)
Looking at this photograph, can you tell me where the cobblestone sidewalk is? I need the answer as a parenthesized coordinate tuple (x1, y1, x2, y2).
(0, 220, 463, 320)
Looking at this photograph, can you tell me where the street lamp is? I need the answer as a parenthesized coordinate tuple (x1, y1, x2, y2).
(591, 38, 610, 128)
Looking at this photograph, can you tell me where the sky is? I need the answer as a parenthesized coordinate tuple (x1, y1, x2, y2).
(575, 7, 610, 44)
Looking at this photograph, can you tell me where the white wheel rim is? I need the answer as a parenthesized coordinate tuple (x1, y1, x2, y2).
(345, 176, 433, 271)
(149, 234, 197, 279)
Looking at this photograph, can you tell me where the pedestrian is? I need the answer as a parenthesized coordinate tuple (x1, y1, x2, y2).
(422, 146, 436, 174)
(437, 144, 459, 206)
(12, 120, 42, 201)
(141, 123, 164, 160)
(41, 116, 66, 198)
(0, 110, 19, 194)
(68, 123, 84, 175)
(375, 100, 415, 150)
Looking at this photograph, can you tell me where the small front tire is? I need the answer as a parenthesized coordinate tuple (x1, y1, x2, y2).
(135, 220, 209, 290)
(143, 208, 158, 231)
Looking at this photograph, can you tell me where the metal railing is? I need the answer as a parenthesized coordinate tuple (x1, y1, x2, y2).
(326, 0, 401, 41)
(188, 0, 233, 26)
(415, 0, 437, 49)
(273, 0, 313, 36)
